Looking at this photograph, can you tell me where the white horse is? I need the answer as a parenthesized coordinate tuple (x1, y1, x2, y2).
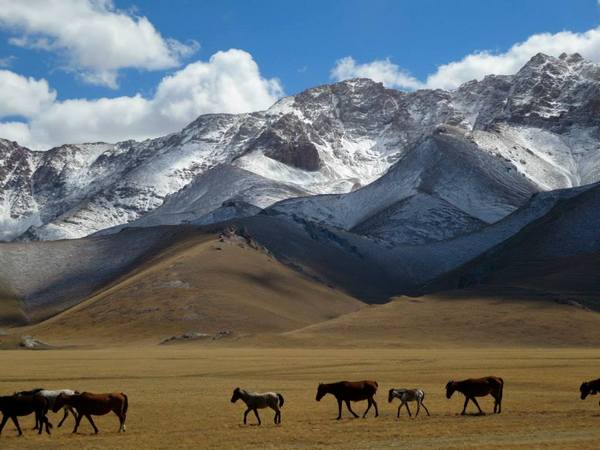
(16, 388, 79, 429)
(230, 387, 284, 425)
(388, 388, 430, 418)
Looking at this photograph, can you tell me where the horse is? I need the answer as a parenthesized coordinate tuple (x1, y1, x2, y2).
(230, 387, 284, 425)
(388, 388, 430, 418)
(445, 376, 504, 415)
(53, 392, 128, 434)
(0, 394, 52, 436)
(15, 388, 78, 430)
(580, 378, 600, 406)
(315, 381, 379, 420)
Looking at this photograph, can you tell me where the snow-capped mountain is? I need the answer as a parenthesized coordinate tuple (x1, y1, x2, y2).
(1, 52, 600, 242)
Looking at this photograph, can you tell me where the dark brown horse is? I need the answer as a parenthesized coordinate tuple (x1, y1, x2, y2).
(580, 378, 600, 405)
(446, 376, 503, 415)
(54, 392, 128, 434)
(316, 381, 378, 420)
(0, 395, 52, 436)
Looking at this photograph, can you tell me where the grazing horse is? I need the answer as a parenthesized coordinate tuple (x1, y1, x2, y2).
(230, 387, 284, 425)
(16, 388, 78, 430)
(0, 395, 52, 436)
(388, 388, 430, 418)
(580, 378, 600, 406)
(446, 376, 504, 415)
(316, 381, 379, 420)
(54, 392, 128, 434)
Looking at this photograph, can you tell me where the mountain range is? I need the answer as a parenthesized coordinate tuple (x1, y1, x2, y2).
(1, 52, 599, 334)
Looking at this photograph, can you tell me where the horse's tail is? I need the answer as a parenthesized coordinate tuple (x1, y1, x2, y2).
(121, 393, 129, 416)
(277, 393, 284, 408)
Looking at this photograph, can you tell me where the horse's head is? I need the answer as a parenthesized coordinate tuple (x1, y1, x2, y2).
(388, 389, 395, 403)
(445, 381, 456, 399)
(53, 393, 70, 413)
(580, 382, 591, 400)
(231, 387, 241, 403)
(316, 383, 327, 401)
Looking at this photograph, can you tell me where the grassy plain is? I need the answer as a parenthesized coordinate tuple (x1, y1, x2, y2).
(1, 346, 600, 449)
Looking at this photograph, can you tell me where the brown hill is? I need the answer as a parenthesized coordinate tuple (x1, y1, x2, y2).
(280, 292, 600, 348)
(21, 231, 362, 345)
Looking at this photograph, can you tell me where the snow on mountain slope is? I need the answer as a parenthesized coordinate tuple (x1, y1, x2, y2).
(2, 53, 600, 241)
(95, 164, 306, 234)
(267, 126, 538, 244)
(350, 193, 486, 246)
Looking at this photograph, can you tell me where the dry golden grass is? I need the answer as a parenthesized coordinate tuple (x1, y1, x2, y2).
(1, 346, 600, 449)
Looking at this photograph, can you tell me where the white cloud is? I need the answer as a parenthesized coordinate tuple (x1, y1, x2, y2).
(0, 70, 56, 117)
(0, 49, 282, 150)
(426, 28, 600, 89)
(331, 56, 423, 90)
(154, 50, 283, 124)
(0, 0, 198, 88)
(332, 27, 600, 90)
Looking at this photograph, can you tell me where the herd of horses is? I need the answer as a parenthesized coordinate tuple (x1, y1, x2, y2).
(231, 375, 600, 425)
(0, 389, 128, 436)
(1, 376, 599, 436)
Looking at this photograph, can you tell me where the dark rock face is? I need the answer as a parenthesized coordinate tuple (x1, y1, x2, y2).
(264, 139, 321, 171)
(248, 114, 321, 171)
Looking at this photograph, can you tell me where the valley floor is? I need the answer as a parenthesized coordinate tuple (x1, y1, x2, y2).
(1, 346, 600, 449)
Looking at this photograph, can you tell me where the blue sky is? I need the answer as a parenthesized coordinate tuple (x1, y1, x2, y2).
(0, 0, 599, 149)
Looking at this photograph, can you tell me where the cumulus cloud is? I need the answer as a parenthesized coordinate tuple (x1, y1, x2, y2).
(0, 49, 282, 150)
(0, 70, 56, 117)
(0, 0, 198, 88)
(332, 26, 600, 90)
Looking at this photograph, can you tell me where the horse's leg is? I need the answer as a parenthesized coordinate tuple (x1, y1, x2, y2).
(363, 398, 372, 418)
(72, 412, 83, 433)
(415, 401, 420, 417)
(0, 414, 8, 434)
(404, 402, 412, 418)
(119, 412, 127, 432)
(46, 416, 52, 435)
(345, 400, 359, 418)
(32, 411, 39, 430)
(36, 411, 43, 435)
(11, 416, 22, 436)
(397, 403, 401, 418)
(243, 408, 251, 425)
(421, 401, 431, 416)
(471, 397, 484, 415)
(372, 398, 378, 417)
(252, 409, 261, 426)
(461, 396, 470, 415)
(58, 407, 69, 428)
(337, 399, 342, 420)
(85, 414, 99, 434)
(271, 405, 280, 424)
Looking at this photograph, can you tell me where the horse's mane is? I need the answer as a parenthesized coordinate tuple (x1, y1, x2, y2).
(16, 388, 44, 396)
